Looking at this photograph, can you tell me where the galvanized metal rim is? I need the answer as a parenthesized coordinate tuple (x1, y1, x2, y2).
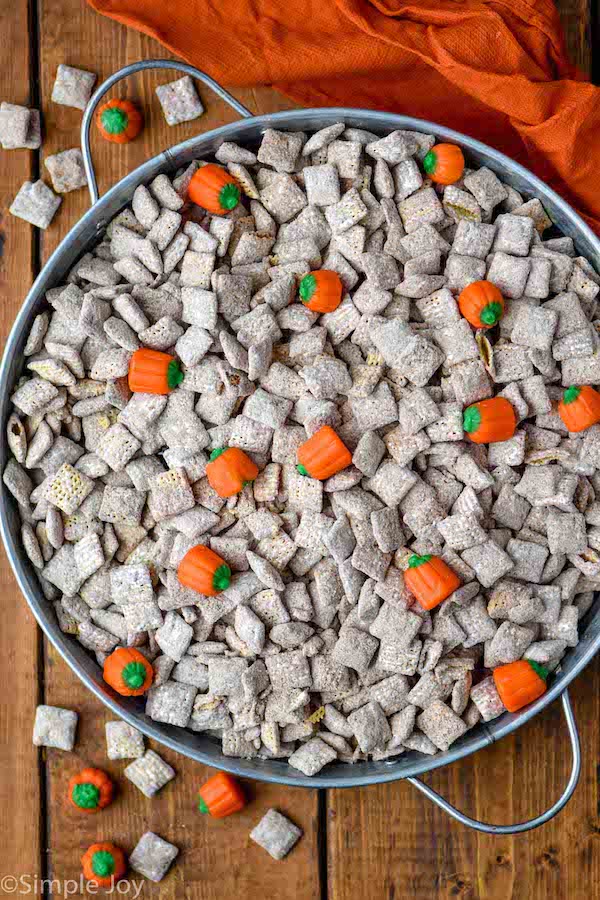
(1, 106, 599, 789)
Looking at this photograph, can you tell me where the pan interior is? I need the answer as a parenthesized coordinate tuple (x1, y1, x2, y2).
(2, 108, 599, 788)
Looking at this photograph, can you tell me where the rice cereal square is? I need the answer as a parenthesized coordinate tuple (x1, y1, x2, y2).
(156, 76, 204, 125)
(250, 809, 303, 860)
(51, 64, 97, 110)
(124, 749, 176, 797)
(129, 832, 179, 883)
(33, 705, 78, 751)
(10, 180, 61, 229)
(44, 149, 87, 193)
(105, 720, 145, 760)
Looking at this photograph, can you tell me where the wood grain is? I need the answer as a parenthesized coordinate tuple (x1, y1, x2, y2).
(556, 0, 593, 74)
(36, 1, 317, 896)
(328, 656, 600, 900)
(0, 0, 42, 891)
(0, 0, 597, 896)
(327, 8, 600, 900)
(45, 641, 319, 898)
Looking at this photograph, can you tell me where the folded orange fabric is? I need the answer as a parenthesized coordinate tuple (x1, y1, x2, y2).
(88, 0, 600, 233)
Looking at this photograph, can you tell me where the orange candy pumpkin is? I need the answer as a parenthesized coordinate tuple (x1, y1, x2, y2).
(82, 842, 127, 887)
(97, 99, 143, 144)
(458, 280, 505, 329)
(558, 385, 600, 433)
(493, 659, 548, 713)
(299, 270, 343, 314)
(422, 143, 465, 185)
(128, 348, 184, 395)
(297, 425, 352, 480)
(198, 772, 246, 818)
(188, 164, 241, 214)
(463, 397, 516, 444)
(404, 554, 461, 611)
(103, 647, 153, 696)
(178, 545, 231, 596)
(206, 447, 259, 498)
(69, 768, 114, 813)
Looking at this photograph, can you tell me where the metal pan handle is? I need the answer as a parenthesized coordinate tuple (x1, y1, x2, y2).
(406, 690, 581, 834)
(81, 59, 253, 205)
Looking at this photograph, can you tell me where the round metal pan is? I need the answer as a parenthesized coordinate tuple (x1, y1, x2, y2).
(1, 60, 595, 832)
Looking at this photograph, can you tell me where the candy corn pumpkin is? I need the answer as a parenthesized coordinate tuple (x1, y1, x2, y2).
(188, 164, 241, 214)
(178, 545, 231, 596)
(198, 772, 246, 818)
(128, 348, 184, 395)
(97, 99, 143, 144)
(493, 659, 548, 712)
(299, 270, 343, 314)
(82, 842, 127, 887)
(69, 768, 114, 813)
(206, 447, 259, 498)
(558, 385, 600, 433)
(463, 397, 516, 444)
(458, 280, 505, 329)
(103, 647, 153, 696)
(422, 143, 465, 185)
(297, 425, 352, 480)
(404, 554, 461, 611)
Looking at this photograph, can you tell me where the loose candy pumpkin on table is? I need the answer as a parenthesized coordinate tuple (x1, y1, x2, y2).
(463, 397, 516, 444)
(198, 771, 246, 818)
(128, 348, 183, 395)
(404, 554, 461, 610)
(297, 425, 352, 480)
(82, 842, 127, 887)
(493, 659, 548, 712)
(422, 143, 465, 185)
(178, 544, 231, 596)
(458, 280, 505, 329)
(206, 447, 259, 498)
(188, 163, 241, 214)
(97, 99, 143, 144)
(558, 385, 600, 433)
(69, 767, 114, 813)
(103, 647, 153, 696)
(298, 269, 343, 314)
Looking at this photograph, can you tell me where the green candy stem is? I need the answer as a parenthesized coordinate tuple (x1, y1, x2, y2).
(121, 661, 146, 690)
(299, 274, 317, 304)
(212, 564, 231, 592)
(462, 405, 482, 434)
(198, 796, 210, 814)
(296, 464, 309, 476)
(100, 107, 128, 136)
(218, 182, 240, 211)
(480, 301, 503, 326)
(72, 782, 100, 809)
(422, 150, 437, 175)
(210, 447, 227, 461)
(167, 359, 184, 389)
(563, 385, 581, 405)
(408, 554, 432, 568)
(528, 660, 549, 682)
(92, 851, 115, 878)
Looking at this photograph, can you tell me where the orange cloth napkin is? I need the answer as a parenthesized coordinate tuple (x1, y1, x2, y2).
(88, 0, 600, 233)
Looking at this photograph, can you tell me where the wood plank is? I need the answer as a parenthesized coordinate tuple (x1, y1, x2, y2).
(38, 0, 316, 895)
(555, 0, 593, 75)
(329, 655, 600, 900)
(0, 0, 43, 891)
(329, 5, 597, 897)
(45, 640, 319, 899)
(38, 0, 294, 257)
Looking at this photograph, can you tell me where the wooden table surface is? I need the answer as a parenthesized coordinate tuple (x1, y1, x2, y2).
(0, 1, 599, 897)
